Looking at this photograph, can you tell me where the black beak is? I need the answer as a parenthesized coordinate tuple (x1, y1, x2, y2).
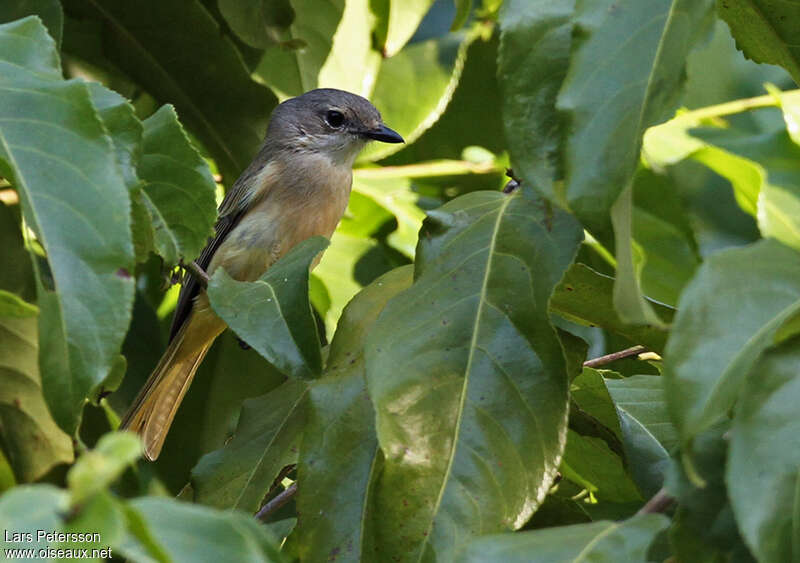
(363, 124, 404, 144)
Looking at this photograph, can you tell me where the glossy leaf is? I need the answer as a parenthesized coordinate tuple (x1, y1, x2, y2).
(66, 0, 278, 182)
(207, 236, 326, 379)
(254, 0, 344, 98)
(664, 238, 800, 443)
(728, 336, 800, 563)
(292, 266, 413, 562)
(497, 0, 575, 207)
(218, 0, 294, 49)
(372, 0, 435, 57)
(0, 316, 72, 482)
(366, 191, 582, 561)
(191, 379, 307, 513)
(139, 105, 217, 265)
(0, 17, 135, 433)
(458, 514, 669, 562)
(557, 0, 715, 238)
(717, 0, 800, 85)
(550, 263, 673, 353)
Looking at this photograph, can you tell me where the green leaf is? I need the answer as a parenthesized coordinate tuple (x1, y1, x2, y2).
(366, 191, 582, 560)
(451, 0, 471, 31)
(0, 315, 73, 482)
(0, 290, 37, 318)
(497, 0, 575, 207)
(457, 514, 670, 562)
(0, 0, 63, 46)
(0, 202, 35, 302)
(66, 0, 278, 182)
(664, 238, 800, 444)
(67, 432, 141, 504)
(550, 263, 673, 353)
(207, 237, 326, 379)
(0, 17, 135, 433)
(218, 0, 294, 49)
(557, 0, 715, 238)
(139, 105, 217, 265)
(371, 0, 435, 57)
(0, 485, 69, 551)
(606, 375, 676, 496)
(360, 33, 470, 163)
(122, 498, 286, 562)
(727, 336, 800, 563)
(292, 266, 413, 562)
(191, 379, 307, 513)
(352, 175, 425, 257)
(717, 0, 800, 86)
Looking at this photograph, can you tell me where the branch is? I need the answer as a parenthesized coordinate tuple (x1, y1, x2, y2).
(255, 482, 297, 522)
(185, 260, 210, 288)
(637, 487, 674, 515)
(583, 345, 647, 369)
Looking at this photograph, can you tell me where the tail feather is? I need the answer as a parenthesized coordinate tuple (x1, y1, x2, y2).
(120, 308, 224, 461)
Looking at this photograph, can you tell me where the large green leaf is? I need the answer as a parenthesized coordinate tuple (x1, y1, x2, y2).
(371, 0, 434, 57)
(0, 316, 73, 482)
(191, 379, 308, 513)
(550, 263, 673, 352)
(218, 0, 294, 49)
(727, 336, 800, 563)
(717, 0, 800, 86)
(207, 237, 326, 379)
(556, 0, 715, 238)
(0, 0, 63, 46)
(664, 238, 800, 444)
(139, 105, 217, 265)
(64, 0, 278, 182)
(365, 191, 582, 561)
(0, 17, 135, 433)
(457, 514, 669, 562)
(360, 33, 469, 163)
(291, 266, 413, 562)
(497, 0, 574, 207)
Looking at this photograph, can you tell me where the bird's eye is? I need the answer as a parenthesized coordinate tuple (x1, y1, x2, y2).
(325, 110, 345, 128)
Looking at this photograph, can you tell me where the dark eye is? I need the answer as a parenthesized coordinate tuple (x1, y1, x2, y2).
(325, 110, 344, 128)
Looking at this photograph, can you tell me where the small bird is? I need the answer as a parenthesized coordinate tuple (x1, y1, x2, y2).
(120, 89, 403, 460)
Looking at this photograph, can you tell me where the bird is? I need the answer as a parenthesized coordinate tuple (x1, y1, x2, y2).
(120, 88, 404, 460)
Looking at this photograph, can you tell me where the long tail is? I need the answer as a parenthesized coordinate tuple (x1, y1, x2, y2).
(120, 306, 225, 461)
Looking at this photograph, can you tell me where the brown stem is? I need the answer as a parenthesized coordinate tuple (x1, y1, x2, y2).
(583, 345, 647, 369)
(637, 487, 674, 515)
(186, 260, 210, 288)
(255, 483, 297, 522)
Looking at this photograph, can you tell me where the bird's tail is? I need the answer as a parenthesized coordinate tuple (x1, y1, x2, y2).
(120, 307, 225, 461)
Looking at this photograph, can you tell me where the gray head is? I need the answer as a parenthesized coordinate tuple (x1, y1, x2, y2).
(264, 88, 403, 165)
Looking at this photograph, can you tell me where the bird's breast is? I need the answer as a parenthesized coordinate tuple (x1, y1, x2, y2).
(208, 158, 352, 282)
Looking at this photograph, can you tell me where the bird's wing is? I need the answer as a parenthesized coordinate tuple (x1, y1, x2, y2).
(168, 152, 274, 342)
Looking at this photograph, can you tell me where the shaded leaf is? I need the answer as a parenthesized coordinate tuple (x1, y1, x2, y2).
(0, 290, 37, 318)
(497, 0, 574, 207)
(717, 0, 800, 86)
(207, 237, 326, 379)
(458, 514, 669, 562)
(0, 17, 135, 433)
(557, 0, 715, 238)
(139, 105, 217, 265)
(0, 202, 35, 302)
(0, 0, 63, 46)
(366, 191, 582, 560)
(65, 0, 278, 182)
(218, 0, 294, 49)
(664, 238, 800, 444)
(0, 316, 73, 482)
(550, 263, 673, 353)
(728, 335, 800, 563)
(291, 266, 413, 562)
(191, 379, 308, 513)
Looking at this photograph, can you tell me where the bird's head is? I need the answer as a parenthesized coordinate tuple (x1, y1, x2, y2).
(266, 88, 404, 166)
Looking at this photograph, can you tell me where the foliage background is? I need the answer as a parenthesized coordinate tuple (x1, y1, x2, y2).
(1, 0, 799, 561)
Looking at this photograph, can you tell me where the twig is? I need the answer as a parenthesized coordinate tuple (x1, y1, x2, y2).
(255, 483, 297, 522)
(185, 260, 210, 288)
(583, 345, 647, 368)
(637, 487, 674, 515)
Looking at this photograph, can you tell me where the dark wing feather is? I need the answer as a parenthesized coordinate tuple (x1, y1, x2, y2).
(168, 208, 247, 341)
